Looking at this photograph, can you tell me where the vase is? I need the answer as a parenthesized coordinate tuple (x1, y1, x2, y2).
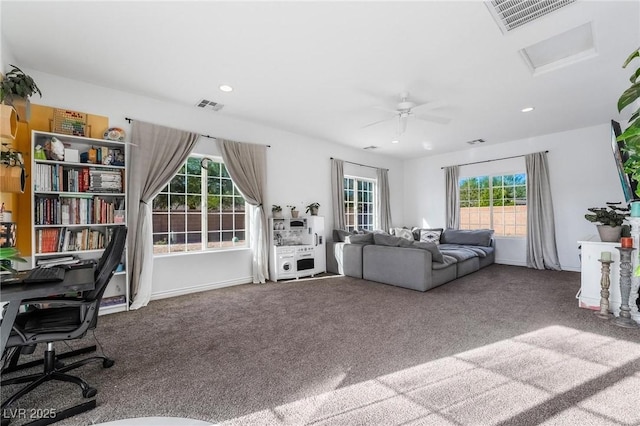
(0, 165, 25, 193)
(310, 207, 318, 216)
(7, 97, 30, 122)
(597, 225, 622, 242)
(273, 211, 283, 219)
(291, 210, 299, 218)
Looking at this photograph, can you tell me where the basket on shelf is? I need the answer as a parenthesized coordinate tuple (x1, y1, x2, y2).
(51, 108, 88, 137)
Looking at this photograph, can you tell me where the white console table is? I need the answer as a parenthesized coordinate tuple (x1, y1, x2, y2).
(578, 225, 640, 324)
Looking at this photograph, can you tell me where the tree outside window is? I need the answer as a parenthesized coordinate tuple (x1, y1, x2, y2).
(152, 156, 246, 254)
(459, 173, 526, 237)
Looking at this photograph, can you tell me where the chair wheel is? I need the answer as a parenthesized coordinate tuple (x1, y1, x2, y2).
(103, 358, 115, 368)
(83, 387, 97, 398)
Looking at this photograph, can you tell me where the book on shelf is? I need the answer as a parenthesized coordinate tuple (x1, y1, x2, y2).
(34, 164, 124, 193)
(36, 196, 125, 226)
(35, 227, 113, 253)
(101, 295, 126, 307)
(36, 256, 80, 267)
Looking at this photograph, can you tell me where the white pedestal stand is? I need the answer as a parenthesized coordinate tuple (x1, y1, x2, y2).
(626, 217, 640, 324)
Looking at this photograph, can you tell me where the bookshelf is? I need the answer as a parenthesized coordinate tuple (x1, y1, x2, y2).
(31, 130, 129, 314)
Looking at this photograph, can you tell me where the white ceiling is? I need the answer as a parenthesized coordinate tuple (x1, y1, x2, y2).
(1, 1, 638, 159)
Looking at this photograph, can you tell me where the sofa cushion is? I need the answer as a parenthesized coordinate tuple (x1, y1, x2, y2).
(391, 227, 414, 241)
(420, 228, 443, 244)
(412, 241, 445, 263)
(432, 254, 457, 270)
(373, 233, 414, 247)
(439, 244, 490, 258)
(333, 229, 354, 242)
(441, 229, 494, 247)
(354, 229, 373, 235)
(439, 246, 481, 262)
(345, 233, 374, 244)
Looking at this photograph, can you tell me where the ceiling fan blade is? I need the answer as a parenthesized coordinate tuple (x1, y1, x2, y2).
(372, 104, 399, 114)
(410, 99, 447, 112)
(415, 113, 452, 125)
(399, 115, 408, 134)
(361, 116, 395, 129)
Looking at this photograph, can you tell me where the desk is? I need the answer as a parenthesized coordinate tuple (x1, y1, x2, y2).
(0, 267, 95, 354)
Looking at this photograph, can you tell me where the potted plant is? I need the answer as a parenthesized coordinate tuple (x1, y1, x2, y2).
(0, 146, 26, 193)
(618, 47, 640, 197)
(272, 204, 283, 219)
(0, 64, 42, 121)
(585, 202, 629, 242)
(305, 202, 320, 216)
(287, 205, 299, 218)
(0, 247, 27, 274)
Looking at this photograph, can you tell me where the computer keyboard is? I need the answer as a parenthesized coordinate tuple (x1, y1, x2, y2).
(23, 267, 66, 283)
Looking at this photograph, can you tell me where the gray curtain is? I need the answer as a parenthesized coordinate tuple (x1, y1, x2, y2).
(377, 168, 392, 232)
(444, 166, 460, 229)
(331, 158, 345, 230)
(128, 121, 199, 309)
(217, 139, 269, 283)
(525, 151, 561, 270)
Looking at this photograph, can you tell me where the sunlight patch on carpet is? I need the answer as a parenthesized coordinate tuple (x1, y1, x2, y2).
(220, 326, 640, 425)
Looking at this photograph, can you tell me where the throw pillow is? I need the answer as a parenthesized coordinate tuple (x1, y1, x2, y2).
(412, 241, 445, 263)
(391, 227, 414, 241)
(420, 228, 443, 245)
(345, 233, 374, 244)
(440, 229, 494, 246)
(373, 233, 398, 246)
(332, 229, 353, 242)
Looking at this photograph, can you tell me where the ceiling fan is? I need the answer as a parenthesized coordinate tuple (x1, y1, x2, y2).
(362, 92, 451, 135)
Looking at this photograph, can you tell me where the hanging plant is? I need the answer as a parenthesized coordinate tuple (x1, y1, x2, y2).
(0, 64, 41, 103)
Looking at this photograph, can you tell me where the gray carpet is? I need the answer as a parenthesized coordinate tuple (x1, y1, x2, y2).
(2, 264, 639, 425)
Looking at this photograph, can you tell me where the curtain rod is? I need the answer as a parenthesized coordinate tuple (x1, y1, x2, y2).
(124, 117, 270, 147)
(440, 150, 549, 169)
(331, 157, 388, 171)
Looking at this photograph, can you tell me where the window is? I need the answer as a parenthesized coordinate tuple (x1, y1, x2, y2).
(344, 176, 376, 232)
(459, 173, 527, 237)
(152, 156, 246, 254)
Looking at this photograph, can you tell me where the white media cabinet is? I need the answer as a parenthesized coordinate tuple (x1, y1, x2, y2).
(578, 225, 640, 324)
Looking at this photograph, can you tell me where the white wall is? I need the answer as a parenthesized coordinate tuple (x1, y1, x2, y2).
(21, 69, 404, 298)
(404, 123, 624, 272)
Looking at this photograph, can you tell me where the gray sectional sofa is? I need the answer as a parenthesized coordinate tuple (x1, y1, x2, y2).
(326, 228, 495, 292)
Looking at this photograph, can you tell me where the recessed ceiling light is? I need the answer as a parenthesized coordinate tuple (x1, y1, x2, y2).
(219, 84, 233, 92)
(521, 107, 535, 113)
(391, 140, 399, 144)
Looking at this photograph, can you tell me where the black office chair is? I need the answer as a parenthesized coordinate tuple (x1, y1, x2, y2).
(1, 227, 127, 410)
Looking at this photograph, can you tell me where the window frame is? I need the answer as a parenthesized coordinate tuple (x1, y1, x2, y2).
(458, 172, 527, 238)
(344, 175, 377, 232)
(151, 154, 248, 256)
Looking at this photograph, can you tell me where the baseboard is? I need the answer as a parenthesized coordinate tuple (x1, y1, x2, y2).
(496, 260, 580, 272)
(561, 265, 581, 272)
(150, 277, 253, 301)
(495, 259, 527, 267)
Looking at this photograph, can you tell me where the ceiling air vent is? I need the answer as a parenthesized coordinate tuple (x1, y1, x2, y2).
(363, 145, 378, 150)
(485, 0, 577, 33)
(196, 99, 224, 111)
(466, 138, 486, 145)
